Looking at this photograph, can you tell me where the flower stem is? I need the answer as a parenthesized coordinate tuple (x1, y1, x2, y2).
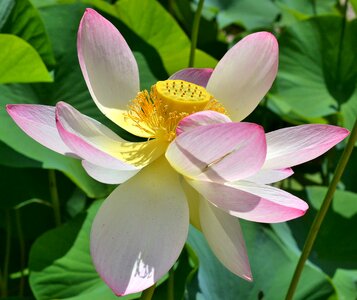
(48, 170, 61, 226)
(189, 0, 205, 67)
(140, 284, 156, 300)
(285, 118, 357, 300)
(168, 268, 175, 300)
(15, 209, 25, 296)
(1, 210, 11, 297)
(335, 0, 348, 110)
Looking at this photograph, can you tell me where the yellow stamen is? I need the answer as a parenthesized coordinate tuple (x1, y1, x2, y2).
(125, 80, 226, 142)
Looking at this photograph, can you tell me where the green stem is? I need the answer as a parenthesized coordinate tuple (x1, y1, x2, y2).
(15, 209, 25, 296)
(285, 119, 357, 300)
(336, 0, 348, 81)
(311, 0, 317, 15)
(0, 267, 3, 296)
(168, 268, 175, 300)
(188, 0, 205, 67)
(1, 211, 11, 297)
(168, 0, 175, 15)
(140, 284, 156, 300)
(49, 170, 61, 226)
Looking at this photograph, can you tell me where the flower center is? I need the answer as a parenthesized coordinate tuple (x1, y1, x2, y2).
(155, 80, 211, 113)
(126, 79, 226, 142)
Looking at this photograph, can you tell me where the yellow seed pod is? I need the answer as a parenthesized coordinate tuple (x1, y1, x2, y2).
(155, 80, 211, 113)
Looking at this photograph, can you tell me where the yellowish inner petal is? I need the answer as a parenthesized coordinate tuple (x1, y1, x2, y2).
(102, 139, 168, 168)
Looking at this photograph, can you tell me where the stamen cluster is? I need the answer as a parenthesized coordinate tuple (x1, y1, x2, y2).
(125, 81, 227, 142)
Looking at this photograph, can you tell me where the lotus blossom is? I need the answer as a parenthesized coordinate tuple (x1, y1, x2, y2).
(6, 9, 349, 296)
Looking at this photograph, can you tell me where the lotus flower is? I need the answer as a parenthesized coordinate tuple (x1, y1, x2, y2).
(6, 9, 349, 296)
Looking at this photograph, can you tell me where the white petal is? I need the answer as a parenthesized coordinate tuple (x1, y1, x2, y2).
(245, 168, 294, 184)
(78, 9, 150, 137)
(81, 161, 139, 184)
(264, 124, 349, 169)
(200, 199, 252, 280)
(206, 32, 278, 121)
(90, 158, 189, 295)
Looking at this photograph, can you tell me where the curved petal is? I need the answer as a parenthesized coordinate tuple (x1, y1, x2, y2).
(166, 122, 266, 182)
(169, 68, 213, 87)
(187, 179, 308, 223)
(56, 102, 165, 168)
(200, 199, 252, 281)
(55, 102, 139, 170)
(91, 158, 189, 296)
(264, 124, 350, 169)
(78, 9, 149, 137)
(6, 104, 75, 156)
(81, 161, 139, 184)
(206, 32, 278, 121)
(245, 168, 294, 184)
(176, 111, 231, 136)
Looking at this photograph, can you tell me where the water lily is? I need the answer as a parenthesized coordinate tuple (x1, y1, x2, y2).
(6, 9, 349, 296)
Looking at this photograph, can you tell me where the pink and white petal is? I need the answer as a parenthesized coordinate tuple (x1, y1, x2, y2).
(200, 199, 252, 281)
(6, 104, 74, 156)
(263, 124, 350, 169)
(56, 102, 165, 168)
(176, 111, 231, 136)
(81, 161, 140, 184)
(187, 179, 308, 223)
(206, 32, 278, 122)
(245, 168, 294, 184)
(166, 122, 266, 182)
(91, 158, 189, 296)
(55, 102, 138, 170)
(78, 9, 150, 137)
(169, 68, 213, 87)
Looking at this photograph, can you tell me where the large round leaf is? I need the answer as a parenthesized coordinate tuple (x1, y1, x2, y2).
(268, 16, 357, 129)
(289, 186, 357, 273)
(187, 221, 335, 300)
(29, 200, 139, 300)
(203, 0, 279, 30)
(0, 0, 55, 66)
(332, 269, 357, 300)
(0, 34, 51, 83)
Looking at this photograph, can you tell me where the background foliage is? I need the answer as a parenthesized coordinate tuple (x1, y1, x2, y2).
(0, 0, 356, 299)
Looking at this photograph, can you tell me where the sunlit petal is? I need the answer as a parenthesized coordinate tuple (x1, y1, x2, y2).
(55, 102, 138, 170)
(264, 124, 350, 169)
(81, 161, 139, 184)
(56, 102, 166, 168)
(200, 199, 252, 280)
(91, 158, 189, 295)
(166, 122, 266, 182)
(206, 32, 278, 121)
